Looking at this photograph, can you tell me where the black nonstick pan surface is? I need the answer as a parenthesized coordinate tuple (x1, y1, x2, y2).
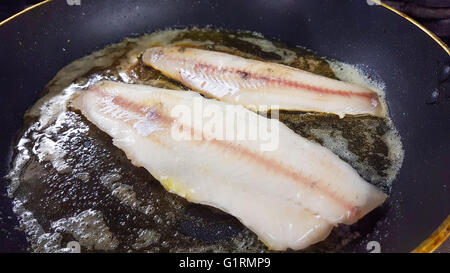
(0, 0, 448, 253)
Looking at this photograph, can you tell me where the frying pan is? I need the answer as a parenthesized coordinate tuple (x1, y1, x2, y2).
(0, 0, 448, 253)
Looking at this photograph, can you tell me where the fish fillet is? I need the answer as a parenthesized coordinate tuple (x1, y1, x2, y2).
(72, 80, 386, 250)
(142, 46, 384, 118)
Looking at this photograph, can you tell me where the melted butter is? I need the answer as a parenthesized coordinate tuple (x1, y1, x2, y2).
(50, 209, 119, 251)
(159, 176, 193, 201)
(6, 28, 404, 253)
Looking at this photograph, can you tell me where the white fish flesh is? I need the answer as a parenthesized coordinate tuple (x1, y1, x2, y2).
(142, 46, 385, 118)
(72, 80, 386, 250)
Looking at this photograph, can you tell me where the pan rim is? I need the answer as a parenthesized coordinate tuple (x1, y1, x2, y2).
(0, 0, 448, 253)
(378, 1, 449, 55)
(0, 0, 51, 27)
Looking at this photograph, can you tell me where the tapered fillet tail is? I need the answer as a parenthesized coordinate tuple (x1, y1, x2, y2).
(142, 46, 385, 118)
(72, 80, 386, 250)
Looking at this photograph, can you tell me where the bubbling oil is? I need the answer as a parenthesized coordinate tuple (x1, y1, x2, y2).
(6, 28, 403, 253)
